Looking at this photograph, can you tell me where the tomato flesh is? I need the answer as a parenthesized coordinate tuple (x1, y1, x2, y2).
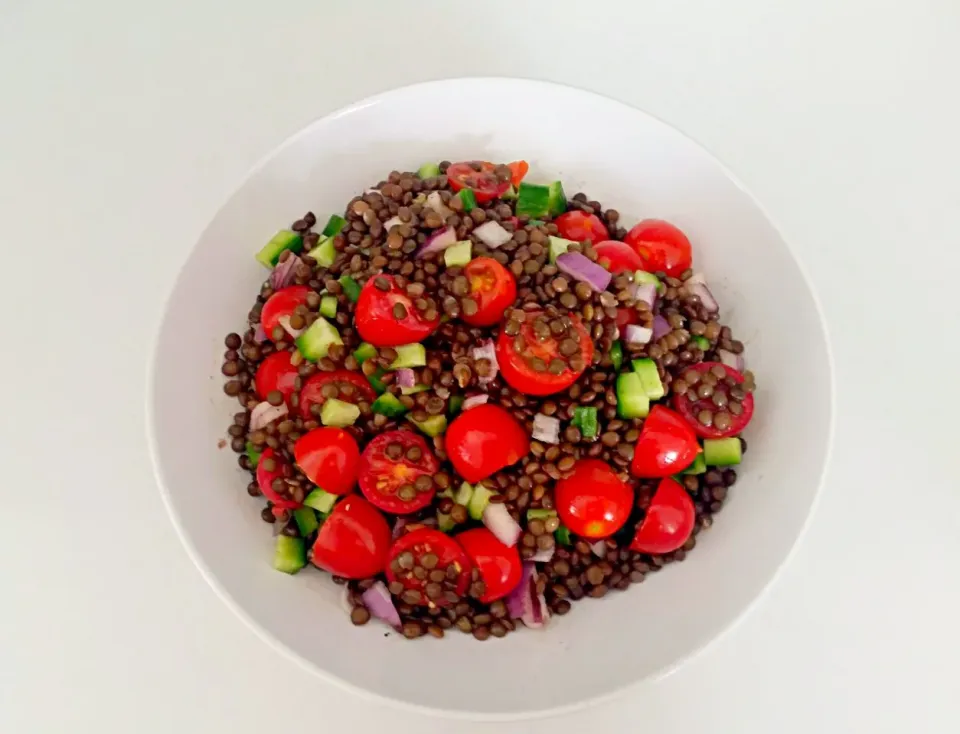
(293, 427, 360, 496)
(630, 477, 695, 554)
(623, 219, 692, 278)
(385, 528, 472, 607)
(358, 430, 440, 514)
(673, 362, 755, 438)
(507, 160, 529, 188)
(460, 257, 517, 327)
(593, 240, 645, 274)
(254, 351, 299, 404)
(354, 275, 440, 347)
(456, 528, 522, 603)
(554, 210, 609, 243)
(298, 370, 376, 420)
(495, 309, 594, 396)
(554, 459, 634, 539)
(311, 496, 391, 578)
(260, 285, 313, 341)
(446, 161, 511, 204)
(444, 404, 529, 483)
(630, 405, 701, 477)
(255, 447, 300, 510)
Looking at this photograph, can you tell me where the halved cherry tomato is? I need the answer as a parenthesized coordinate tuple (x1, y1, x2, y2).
(444, 404, 529, 483)
(554, 459, 634, 539)
(554, 210, 609, 243)
(623, 219, 692, 278)
(385, 528, 472, 607)
(593, 240, 644, 274)
(630, 477, 695, 554)
(460, 257, 517, 327)
(495, 309, 594, 396)
(311, 495, 391, 578)
(255, 447, 300, 510)
(456, 527, 522, 603)
(298, 370, 376, 419)
(673, 362, 754, 438)
(630, 405, 701, 477)
(446, 161, 511, 204)
(354, 275, 440, 347)
(254, 351, 299, 404)
(293, 427, 360, 495)
(507, 160, 529, 188)
(615, 306, 640, 331)
(260, 285, 313, 341)
(358, 430, 440, 514)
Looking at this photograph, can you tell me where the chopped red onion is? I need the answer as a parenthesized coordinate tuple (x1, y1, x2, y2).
(473, 220, 512, 248)
(250, 401, 288, 430)
(482, 502, 521, 547)
(589, 540, 607, 558)
(426, 191, 454, 221)
(530, 547, 555, 563)
(415, 226, 457, 258)
(361, 581, 403, 630)
(625, 324, 653, 345)
(686, 279, 719, 313)
(391, 517, 407, 540)
(383, 215, 404, 232)
(652, 314, 671, 340)
(532, 413, 560, 444)
(278, 315, 304, 339)
(633, 282, 657, 308)
(686, 272, 707, 286)
(270, 253, 302, 289)
(719, 349, 744, 371)
(462, 394, 489, 411)
(472, 339, 499, 385)
(395, 368, 416, 389)
(506, 563, 549, 628)
(253, 324, 268, 343)
(556, 252, 612, 293)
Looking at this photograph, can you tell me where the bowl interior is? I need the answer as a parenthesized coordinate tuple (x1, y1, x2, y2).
(149, 78, 832, 718)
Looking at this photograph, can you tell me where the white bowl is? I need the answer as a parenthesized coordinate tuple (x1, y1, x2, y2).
(148, 78, 833, 719)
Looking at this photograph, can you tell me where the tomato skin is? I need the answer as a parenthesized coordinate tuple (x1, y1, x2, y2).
(446, 161, 511, 204)
(255, 447, 300, 510)
(456, 528, 523, 603)
(623, 219, 693, 278)
(495, 311, 594, 396)
(311, 496, 391, 578)
(460, 257, 517, 327)
(254, 351, 299, 404)
(445, 404, 529, 483)
(260, 286, 313, 341)
(385, 528, 472, 606)
(593, 240, 645, 274)
(554, 459, 634, 539)
(673, 362, 755, 438)
(554, 211, 610, 243)
(507, 160, 529, 188)
(298, 370, 376, 419)
(630, 405, 701, 477)
(354, 275, 440, 347)
(358, 430, 440, 514)
(630, 477, 695, 554)
(293, 427, 360, 495)
(615, 306, 640, 331)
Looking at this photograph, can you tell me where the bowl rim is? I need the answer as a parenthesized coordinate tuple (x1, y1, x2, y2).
(144, 75, 836, 722)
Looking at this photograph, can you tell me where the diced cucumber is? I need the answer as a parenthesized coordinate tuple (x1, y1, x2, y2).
(501, 185, 517, 201)
(515, 182, 551, 218)
(572, 406, 599, 438)
(467, 484, 494, 520)
(635, 270, 665, 295)
(548, 235, 575, 264)
(418, 162, 441, 179)
(527, 508, 557, 521)
(448, 395, 464, 415)
(321, 214, 347, 238)
(454, 482, 474, 506)
(631, 358, 665, 400)
(458, 188, 477, 212)
(691, 335, 710, 350)
(256, 230, 302, 268)
(546, 181, 567, 216)
(372, 392, 407, 418)
(353, 342, 377, 365)
(444, 240, 472, 268)
(609, 341, 624, 372)
(437, 512, 455, 533)
(527, 219, 545, 227)
(400, 384, 428, 396)
(295, 317, 342, 361)
(407, 413, 447, 437)
(303, 488, 337, 514)
(338, 275, 361, 303)
(555, 525, 572, 546)
(273, 535, 306, 574)
(306, 236, 336, 268)
(389, 343, 426, 369)
(245, 441, 261, 467)
(367, 368, 388, 394)
(319, 295, 338, 319)
(321, 398, 360, 427)
(681, 452, 707, 475)
(293, 508, 320, 536)
(616, 373, 651, 418)
(703, 438, 742, 466)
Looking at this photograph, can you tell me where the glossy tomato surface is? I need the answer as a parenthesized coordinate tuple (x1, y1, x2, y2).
(255, 447, 300, 510)
(260, 285, 313, 341)
(507, 160, 529, 188)
(298, 370, 376, 419)
(630, 405, 701, 477)
(456, 527, 522, 603)
(460, 257, 517, 327)
(554, 210, 609, 243)
(445, 404, 529, 483)
(673, 362, 755, 438)
(358, 430, 440, 514)
(593, 240, 645, 274)
(254, 351, 299, 404)
(554, 459, 634, 538)
(385, 528, 472, 606)
(293, 427, 360, 495)
(446, 161, 511, 204)
(354, 275, 440, 347)
(311, 496, 391, 578)
(630, 477, 695, 554)
(623, 219, 693, 278)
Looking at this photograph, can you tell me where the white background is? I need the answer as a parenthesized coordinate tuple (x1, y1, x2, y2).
(2, 1, 958, 732)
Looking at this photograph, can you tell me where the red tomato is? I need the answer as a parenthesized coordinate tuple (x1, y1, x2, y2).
(495, 309, 594, 396)
(507, 160, 529, 188)
(630, 477, 695, 554)
(255, 447, 300, 510)
(554, 459, 634, 539)
(460, 257, 517, 327)
(630, 405, 701, 477)
(615, 306, 640, 331)
(260, 286, 313, 341)
(623, 219, 692, 278)
(446, 161, 511, 204)
(385, 528, 472, 607)
(673, 362, 755, 438)
(456, 527, 522, 603)
(593, 240, 644, 274)
(358, 430, 440, 514)
(254, 351, 299, 404)
(311, 496, 391, 578)
(554, 210, 609, 243)
(298, 370, 376, 419)
(445, 404, 529, 483)
(354, 275, 440, 347)
(293, 427, 360, 496)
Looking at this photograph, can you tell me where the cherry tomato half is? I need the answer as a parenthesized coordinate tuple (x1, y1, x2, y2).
(554, 459, 634, 539)
(446, 161, 511, 204)
(255, 447, 300, 510)
(673, 362, 755, 438)
(507, 160, 529, 188)
(444, 404, 529, 483)
(593, 240, 645, 274)
(311, 495, 391, 578)
(615, 305, 640, 332)
(554, 210, 609, 243)
(354, 274, 440, 347)
(254, 351, 299, 404)
(630, 477, 695, 554)
(298, 370, 376, 420)
(460, 257, 517, 327)
(630, 405, 701, 478)
(358, 430, 441, 514)
(623, 219, 692, 278)
(456, 527, 522, 603)
(385, 528, 472, 607)
(293, 427, 360, 495)
(495, 309, 594, 396)
(260, 285, 313, 341)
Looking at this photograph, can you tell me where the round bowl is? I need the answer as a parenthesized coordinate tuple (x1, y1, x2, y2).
(147, 78, 833, 719)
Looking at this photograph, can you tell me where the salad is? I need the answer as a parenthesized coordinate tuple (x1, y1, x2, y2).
(219, 160, 756, 640)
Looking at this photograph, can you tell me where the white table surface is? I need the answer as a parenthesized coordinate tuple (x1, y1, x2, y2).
(3, 1, 958, 732)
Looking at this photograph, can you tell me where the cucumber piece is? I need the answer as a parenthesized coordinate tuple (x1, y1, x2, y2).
(437, 512, 455, 533)
(635, 270, 665, 295)
(321, 214, 347, 238)
(295, 317, 342, 361)
(353, 342, 377, 365)
(609, 341, 624, 372)
(527, 508, 557, 521)
(616, 373, 651, 418)
(467, 484, 494, 521)
(527, 219, 545, 227)
(548, 235, 575, 264)
(320, 398, 360, 427)
(389, 343, 426, 369)
(406, 413, 447, 437)
(306, 236, 336, 268)
(631, 358, 665, 400)
(371, 392, 407, 418)
(572, 406, 599, 438)
(454, 481, 474, 507)
(245, 441, 261, 467)
(273, 535, 306, 574)
(691, 335, 710, 350)
(501, 185, 517, 201)
(367, 368, 388, 394)
(319, 295, 338, 319)
(546, 181, 567, 216)
(256, 230, 302, 268)
(457, 188, 477, 212)
(554, 525, 572, 546)
(448, 395, 464, 415)
(681, 452, 707, 475)
(293, 508, 319, 536)
(418, 162, 441, 179)
(400, 384, 428, 396)
(703, 438, 742, 466)
(338, 275, 361, 303)
(303, 488, 337, 514)
(444, 240, 472, 268)
(515, 182, 551, 218)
